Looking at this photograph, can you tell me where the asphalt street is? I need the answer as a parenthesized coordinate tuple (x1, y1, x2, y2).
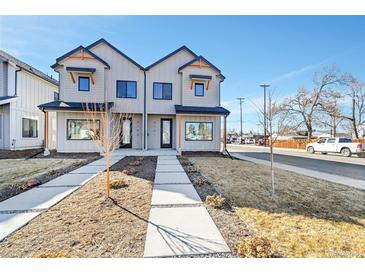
(233, 151, 365, 181)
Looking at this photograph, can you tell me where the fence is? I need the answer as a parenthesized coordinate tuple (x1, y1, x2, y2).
(272, 138, 365, 150)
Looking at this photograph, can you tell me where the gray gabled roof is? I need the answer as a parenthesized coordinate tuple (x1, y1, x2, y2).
(38, 100, 114, 111)
(51, 45, 110, 70)
(0, 50, 58, 86)
(86, 38, 144, 70)
(145, 46, 198, 70)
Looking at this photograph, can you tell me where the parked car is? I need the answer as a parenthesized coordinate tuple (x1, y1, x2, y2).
(306, 137, 365, 157)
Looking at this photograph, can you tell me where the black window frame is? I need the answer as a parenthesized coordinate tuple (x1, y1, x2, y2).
(78, 76, 90, 92)
(22, 118, 38, 138)
(194, 83, 205, 96)
(116, 80, 137, 99)
(66, 119, 100, 140)
(54, 92, 59, 101)
(153, 82, 172, 100)
(185, 121, 213, 141)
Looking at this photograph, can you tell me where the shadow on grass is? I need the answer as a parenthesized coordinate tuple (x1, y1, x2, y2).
(110, 197, 229, 256)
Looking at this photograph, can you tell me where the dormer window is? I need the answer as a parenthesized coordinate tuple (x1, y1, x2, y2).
(78, 76, 90, 92)
(194, 83, 204, 96)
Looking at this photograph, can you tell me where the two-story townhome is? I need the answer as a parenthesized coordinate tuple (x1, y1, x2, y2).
(39, 39, 229, 153)
(0, 50, 58, 150)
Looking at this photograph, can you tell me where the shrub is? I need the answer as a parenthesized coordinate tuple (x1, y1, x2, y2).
(122, 168, 136, 176)
(205, 194, 225, 208)
(33, 251, 69, 258)
(236, 236, 273, 258)
(193, 176, 209, 186)
(186, 165, 198, 173)
(110, 178, 129, 189)
(129, 160, 142, 167)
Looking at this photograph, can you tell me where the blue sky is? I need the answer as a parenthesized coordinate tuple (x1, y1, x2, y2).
(1, 16, 364, 132)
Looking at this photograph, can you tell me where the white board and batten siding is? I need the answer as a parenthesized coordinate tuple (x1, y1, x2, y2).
(57, 56, 106, 103)
(146, 50, 195, 114)
(89, 43, 145, 114)
(9, 69, 58, 150)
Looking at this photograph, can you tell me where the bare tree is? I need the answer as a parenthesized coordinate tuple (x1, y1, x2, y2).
(317, 90, 344, 137)
(341, 76, 365, 139)
(83, 102, 131, 197)
(280, 66, 348, 139)
(251, 92, 294, 196)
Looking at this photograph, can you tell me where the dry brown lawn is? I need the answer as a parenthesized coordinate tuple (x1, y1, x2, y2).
(0, 156, 156, 258)
(189, 156, 365, 258)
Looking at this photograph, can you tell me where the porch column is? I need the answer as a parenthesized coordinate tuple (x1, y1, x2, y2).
(177, 115, 182, 152)
(44, 111, 50, 156)
(223, 114, 227, 151)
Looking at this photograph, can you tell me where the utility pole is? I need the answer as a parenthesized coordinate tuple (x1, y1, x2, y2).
(260, 84, 270, 146)
(237, 97, 245, 144)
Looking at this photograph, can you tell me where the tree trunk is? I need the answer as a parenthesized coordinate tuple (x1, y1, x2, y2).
(352, 96, 359, 139)
(270, 143, 275, 196)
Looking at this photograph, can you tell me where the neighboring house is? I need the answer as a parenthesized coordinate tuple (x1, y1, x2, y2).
(39, 39, 229, 152)
(0, 50, 59, 150)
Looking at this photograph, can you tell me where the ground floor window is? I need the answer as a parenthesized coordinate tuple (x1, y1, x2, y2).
(67, 119, 100, 140)
(22, 118, 38, 138)
(185, 122, 213, 141)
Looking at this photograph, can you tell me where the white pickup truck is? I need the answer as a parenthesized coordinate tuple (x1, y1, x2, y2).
(306, 137, 365, 157)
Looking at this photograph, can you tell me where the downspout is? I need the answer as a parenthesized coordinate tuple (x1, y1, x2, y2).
(41, 107, 50, 156)
(143, 70, 147, 150)
(15, 66, 21, 96)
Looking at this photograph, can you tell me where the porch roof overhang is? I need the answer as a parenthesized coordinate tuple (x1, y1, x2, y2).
(189, 74, 212, 80)
(38, 100, 114, 112)
(0, 96, 18, 106)
(66, 66, 96, 73)
(175, 105, 230, 116)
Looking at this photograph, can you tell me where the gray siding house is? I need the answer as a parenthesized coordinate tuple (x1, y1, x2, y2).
(39, 39, 229, 153)
(0, 50, 58, 150)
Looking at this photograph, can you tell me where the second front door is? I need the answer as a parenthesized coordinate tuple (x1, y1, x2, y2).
(160, 118, 172, 148)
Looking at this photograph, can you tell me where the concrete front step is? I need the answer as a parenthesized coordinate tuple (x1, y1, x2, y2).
(144, 206, 230, 257)
(151, 184, 202, 205)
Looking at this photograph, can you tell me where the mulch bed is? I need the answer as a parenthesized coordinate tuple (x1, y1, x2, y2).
(178, 154, 250, 257)
(0, 156, 157, 258)
(0, 149, 43, 159)
(0, 153, 100, 202)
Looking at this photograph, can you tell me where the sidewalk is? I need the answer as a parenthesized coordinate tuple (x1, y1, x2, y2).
(143, 156, 230, 257)
(231, 153, 365, 190)
(0, 155, 124, 241)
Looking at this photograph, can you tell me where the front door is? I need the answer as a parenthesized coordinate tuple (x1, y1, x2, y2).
(120, 118, 132, 148)
(160, 118, 172, 148)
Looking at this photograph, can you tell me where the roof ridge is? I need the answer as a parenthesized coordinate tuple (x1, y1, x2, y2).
(0, 50, 58, 86)
(145, 45, 198, 70)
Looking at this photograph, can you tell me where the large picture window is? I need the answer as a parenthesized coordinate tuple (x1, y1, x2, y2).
(22, 118, 38, 138)
(153, 82, 172, 100)
(67, 119, 100, 140)
(185, 122, 213, 141)
(116, 80, 137, 98)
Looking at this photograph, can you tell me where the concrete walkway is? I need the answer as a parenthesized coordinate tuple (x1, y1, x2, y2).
(0, 155, 124, 241)
(231, 153, 365, 190)
(143, 156, 230, 257)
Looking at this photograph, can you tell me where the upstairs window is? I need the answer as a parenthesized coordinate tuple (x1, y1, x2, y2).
(78, 76, 90, 91)
(22, 118, 38, 138)
(194, 83, 204, 96)
(116, 80, 137, 98)
(54, 92, 59, 101)
(153, 82, 172, 100)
